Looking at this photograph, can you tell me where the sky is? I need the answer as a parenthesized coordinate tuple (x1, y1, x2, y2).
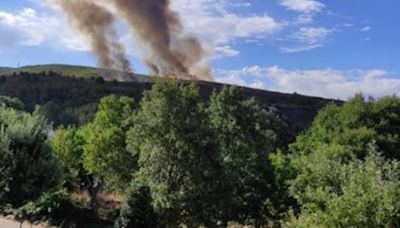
(0, 0, 399, 99)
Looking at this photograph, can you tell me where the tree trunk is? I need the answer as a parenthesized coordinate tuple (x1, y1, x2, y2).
(86, 175, 103, 217)
(221, 220, 228, 228)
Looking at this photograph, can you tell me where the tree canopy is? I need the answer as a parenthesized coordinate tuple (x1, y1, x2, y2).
(285, 95, 400, 227)
(208, 86, 283, 226)
(127, 82, 219, 226)
(2, 86, 399, 227)
(0, 105, 63, 207)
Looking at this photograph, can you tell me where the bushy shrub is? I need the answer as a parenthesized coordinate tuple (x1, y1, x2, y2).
(0, 106, 64, 207)
(5, 189, 75, 224)
(114, 181, 158, 228)
(285, 95, 400, 227)
(0, 133, 11, 203)
(0, 96, 24, 110)
(287, 147, 400, 227)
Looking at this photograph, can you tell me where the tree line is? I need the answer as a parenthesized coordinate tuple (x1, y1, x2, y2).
(0, 82, 400, 227)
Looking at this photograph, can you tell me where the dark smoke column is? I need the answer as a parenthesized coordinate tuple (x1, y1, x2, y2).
(56, 0, 131, 72)
(112, 0, 212, 81)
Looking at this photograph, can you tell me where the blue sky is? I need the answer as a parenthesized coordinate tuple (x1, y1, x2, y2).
(0, 0, 399, 99)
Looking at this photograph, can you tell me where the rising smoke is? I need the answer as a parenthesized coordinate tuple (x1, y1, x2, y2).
(54, 0, 212, 81)
(55, 0, 131, 72)
(112, 0, 211, 80)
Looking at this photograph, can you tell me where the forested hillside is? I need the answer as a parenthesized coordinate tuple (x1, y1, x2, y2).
(0, 70, 337, 132)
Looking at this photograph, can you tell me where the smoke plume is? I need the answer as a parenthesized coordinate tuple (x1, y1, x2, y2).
(55, 0, 131, 72)
(55, 0, 212, 81)
(111, 0, 211, 81)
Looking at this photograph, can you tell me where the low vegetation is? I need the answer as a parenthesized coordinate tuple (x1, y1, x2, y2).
(0, 80, 399, 227)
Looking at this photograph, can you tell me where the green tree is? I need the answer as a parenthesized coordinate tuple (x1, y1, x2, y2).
(52, 126, 84, 171)
(288, 95, 400, 205)
(0, 106, 63, 207)
(207, 86, 282, 227)
(34, 101, 74, 127)
(52, 125, 86, 190)
(114, 181, 159, 228)
(291, 95, 400, 160)
(0, 96, 24, 110)
(287, 147, 400, 227)
(127, 82, 218, 226)
(0, 132, 11, 203)
(52, 95, 136, 213)
(81, 95, 136, 190)
(285, 95, 400, 227)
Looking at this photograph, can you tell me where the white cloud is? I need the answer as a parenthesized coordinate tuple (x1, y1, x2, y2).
(0, 7, 89, 52)
(362, 37, 371, 42)
(292, 27, 331, 44)
(171, 0, 281, 57)
(214, 65, 400, 99)
(213, 45, 240, 58)
(0, 8, 50, 48)
(280, 27, 331, 53)
(279, 0, 325, 13)
(280, 44, 322, 53)
(213, 68, 247, 86)
(293, 14, 314, 24)
(361, 26, 372, 32)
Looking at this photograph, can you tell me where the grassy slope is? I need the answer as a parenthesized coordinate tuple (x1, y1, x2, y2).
(1, 64, 98, 77)
(21, 64, 100, 77)
(0, 64, 148, 81)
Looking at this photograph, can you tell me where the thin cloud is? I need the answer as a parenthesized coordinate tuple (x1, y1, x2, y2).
(280, 44, 322, 53)
(361, 26, 372, 32)
(279, 0, 325, 14)
(215, 65, 400, 99)
(280, 27, 332, 53)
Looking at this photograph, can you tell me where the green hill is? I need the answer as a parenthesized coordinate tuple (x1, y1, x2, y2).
(0, 64, 147, 81)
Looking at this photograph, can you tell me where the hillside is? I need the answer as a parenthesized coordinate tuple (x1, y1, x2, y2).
(0, 65, 341, 133)
(0, 67, 13, 73)
(0, 64, 147, 82)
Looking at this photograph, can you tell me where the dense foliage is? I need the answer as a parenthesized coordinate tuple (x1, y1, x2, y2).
(81, 95, 136, 190)
(0, 104, 63, 207)
(291, 94, 400, 160)
(114, 181, 159, 228)
(1, 82, 399, 227)
(127, 83, 219, 226)
(208, 87, 283, 226)
(281, 95, 400, 227)
(287, 147, 400, 227)
(52, 95, 137, 213)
